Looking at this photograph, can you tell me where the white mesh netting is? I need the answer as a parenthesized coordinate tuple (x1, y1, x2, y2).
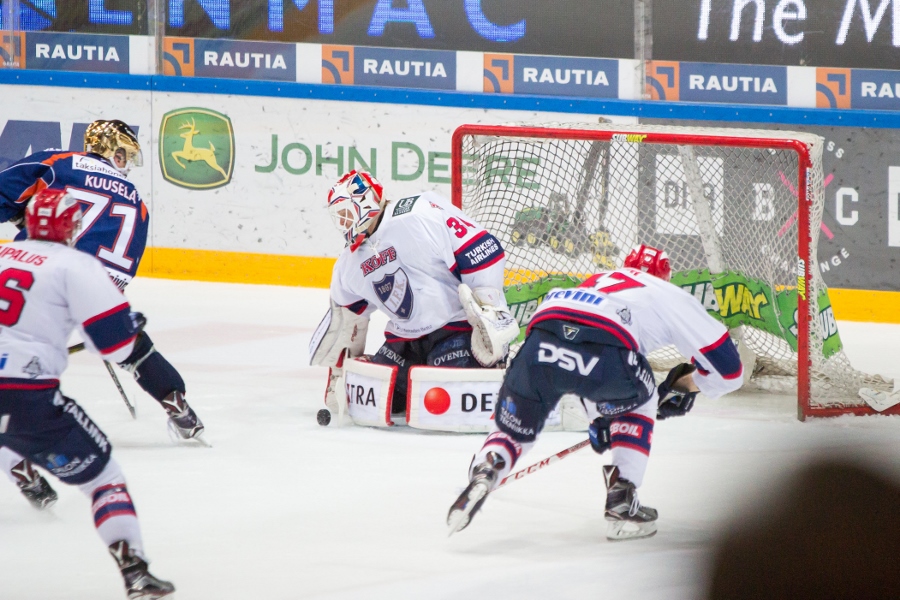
(456, 122, 891, 414)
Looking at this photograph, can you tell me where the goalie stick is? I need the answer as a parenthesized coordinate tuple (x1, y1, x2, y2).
(68, 342, 136, 419)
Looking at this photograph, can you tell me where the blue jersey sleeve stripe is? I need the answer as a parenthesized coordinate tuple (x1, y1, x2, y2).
(82, 303, 136, 354)
(698, 333, 743, 379)
(454, 232, 505, 275)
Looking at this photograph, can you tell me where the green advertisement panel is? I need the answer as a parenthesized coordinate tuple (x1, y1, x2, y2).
(505, 269, 844, 357)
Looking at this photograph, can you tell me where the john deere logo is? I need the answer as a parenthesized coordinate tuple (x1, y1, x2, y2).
(160, 108, 234, 189)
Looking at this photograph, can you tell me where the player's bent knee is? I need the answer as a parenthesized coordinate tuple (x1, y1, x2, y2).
(78, 457, 126, 495)
(494, 387, 549, 444)
(120, 333, 185, 401)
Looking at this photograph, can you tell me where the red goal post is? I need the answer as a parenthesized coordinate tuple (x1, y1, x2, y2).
(450, 122, 894, 420)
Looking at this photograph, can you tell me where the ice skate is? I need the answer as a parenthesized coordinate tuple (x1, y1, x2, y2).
(603, 465, 658, 541)
(11, 460, 58, 510)
(447, 451, 505, 535)
(161, 391, 207, 445)
(109, 541, 175, 600)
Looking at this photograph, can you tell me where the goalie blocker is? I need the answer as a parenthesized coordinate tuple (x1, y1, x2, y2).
(341, 358, 583, 432)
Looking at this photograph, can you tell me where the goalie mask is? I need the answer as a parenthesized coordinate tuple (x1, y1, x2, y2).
(327, 170, 385, 252)
(624, 244, 672, 282)
(25, 189, 83, 246)
(84, 119, 143, 175)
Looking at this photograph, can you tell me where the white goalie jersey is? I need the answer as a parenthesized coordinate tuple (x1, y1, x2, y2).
(530, 268, 744, 400)
(330, 191, 508, 339)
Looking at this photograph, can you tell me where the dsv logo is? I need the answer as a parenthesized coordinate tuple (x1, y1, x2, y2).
(537, 342, 599, 375)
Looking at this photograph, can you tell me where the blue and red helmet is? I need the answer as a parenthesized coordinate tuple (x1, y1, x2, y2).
(327, 170, 385, 252)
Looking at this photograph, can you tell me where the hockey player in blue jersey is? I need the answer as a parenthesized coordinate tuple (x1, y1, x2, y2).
(0, 120, 205, 511)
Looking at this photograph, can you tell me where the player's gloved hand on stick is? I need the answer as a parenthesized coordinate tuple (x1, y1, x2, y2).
(588, 416, 612, 454)
(657, 363, 699, 420)
(129, 311, 147, 332)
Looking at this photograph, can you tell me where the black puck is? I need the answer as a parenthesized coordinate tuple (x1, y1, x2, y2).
(317, 408, 332, 426)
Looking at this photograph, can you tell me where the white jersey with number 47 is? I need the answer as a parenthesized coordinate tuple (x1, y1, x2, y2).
(529, 268, 744, 399)
(330, 191, 507, 340)
(0, 240, 137, 382)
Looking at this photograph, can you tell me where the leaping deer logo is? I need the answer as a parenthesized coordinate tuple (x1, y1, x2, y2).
(170, 118, 228, 180)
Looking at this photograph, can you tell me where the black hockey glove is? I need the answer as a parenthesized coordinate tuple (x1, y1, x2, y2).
(588, 416, 612, 454)
(657, 363, 698, 420)
(129, 311, 147, 333)
(9, 210, 25, 231)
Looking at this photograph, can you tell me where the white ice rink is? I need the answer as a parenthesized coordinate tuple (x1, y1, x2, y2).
(1, 278, 899, 600)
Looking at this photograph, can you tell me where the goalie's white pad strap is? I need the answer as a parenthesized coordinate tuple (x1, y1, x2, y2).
(405, 367, 577, 432)
(343, 358, 397, 427)
(309, 300, 369, 367)
(458, 284, 520, 367)
(323, 352, 347, 426)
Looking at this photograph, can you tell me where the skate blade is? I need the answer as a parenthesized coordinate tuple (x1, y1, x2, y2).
(859, 388, 900, 412)
(128, 589, 175, 600)
(606, 519, 658, 541)
(166, 421, 211, 447)
(447, 481, 489, 536)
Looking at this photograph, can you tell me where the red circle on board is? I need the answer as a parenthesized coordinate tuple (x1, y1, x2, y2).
(424, 387, 452, 415)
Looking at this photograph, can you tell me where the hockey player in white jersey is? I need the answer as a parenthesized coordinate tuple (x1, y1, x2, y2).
(0, 189, 174, 598)
(0, 119, 205, 513)
(447, 245, 744, 540)
(309, 170, 519, 418)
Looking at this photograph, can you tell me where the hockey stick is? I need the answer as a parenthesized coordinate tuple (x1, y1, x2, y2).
(68, 342, 136, 419)
(105, 361, 137, 419)
(496, 439, 591, 489)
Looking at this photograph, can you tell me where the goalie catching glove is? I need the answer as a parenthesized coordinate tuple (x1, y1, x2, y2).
(458, 284, 520, 367)
(657, 363, 699, 420)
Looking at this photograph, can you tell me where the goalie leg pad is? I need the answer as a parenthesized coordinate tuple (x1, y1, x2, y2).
(309, 301, 369, 368)
(343, 358, 398, 427)
(406, 365, 504, 432)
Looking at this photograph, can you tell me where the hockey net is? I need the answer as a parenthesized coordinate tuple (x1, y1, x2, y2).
(451, 122, 893, 419)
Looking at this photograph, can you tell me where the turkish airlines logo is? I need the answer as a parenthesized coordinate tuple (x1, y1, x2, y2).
(536, 342, 599, 375)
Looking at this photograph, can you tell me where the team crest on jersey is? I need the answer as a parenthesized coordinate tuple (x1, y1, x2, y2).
(562, 325, 580, 340)
(616, 307, 632, 325)
(392, 195, 420, 216)
(22, 356, 43, 379)
(373, 267, 414, 319)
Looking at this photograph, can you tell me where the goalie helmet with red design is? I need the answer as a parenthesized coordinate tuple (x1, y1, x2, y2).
(624, 244, 672, 282)
(327, 170, 386, 252)
(25, 189, 83, 246)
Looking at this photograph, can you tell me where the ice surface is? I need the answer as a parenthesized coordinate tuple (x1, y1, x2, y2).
(1, 278, 898, 600)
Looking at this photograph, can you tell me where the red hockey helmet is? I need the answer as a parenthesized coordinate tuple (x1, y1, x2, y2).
(327, 170, 385, 252)
(25, 189, 83, 245)
(624, 244, 671, 282)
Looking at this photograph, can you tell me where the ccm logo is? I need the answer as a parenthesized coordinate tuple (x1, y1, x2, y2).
(537, 342, 599, 375)
(610, 422, 643, 437)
